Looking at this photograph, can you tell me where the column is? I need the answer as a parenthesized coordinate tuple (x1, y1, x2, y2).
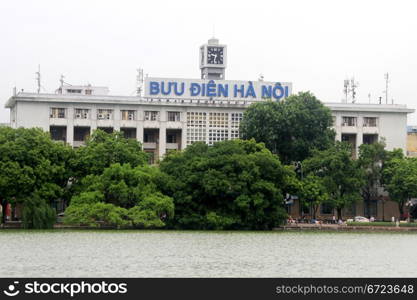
(159, 123, 166, 160)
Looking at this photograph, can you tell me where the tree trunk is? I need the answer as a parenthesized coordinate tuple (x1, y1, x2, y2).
(399, 202, 405, 220)
(1, 199, 7, 224)
(337, 208, 342, 220)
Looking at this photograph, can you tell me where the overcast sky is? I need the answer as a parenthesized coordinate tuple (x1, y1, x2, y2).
(1, 0, 416, 123)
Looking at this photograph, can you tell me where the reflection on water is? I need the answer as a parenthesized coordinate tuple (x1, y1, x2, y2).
(0, 230, 415, 277)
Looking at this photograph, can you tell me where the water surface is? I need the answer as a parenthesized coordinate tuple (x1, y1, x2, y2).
(0, 230, 415, 277)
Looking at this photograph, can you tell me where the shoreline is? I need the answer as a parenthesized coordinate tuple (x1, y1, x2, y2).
(1, 222, 417, 232)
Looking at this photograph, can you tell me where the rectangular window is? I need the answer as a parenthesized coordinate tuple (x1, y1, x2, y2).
(167, 111, 181, 122)
(144, 111, 160, 121)
(50, 108, 66, 118)
(85, 89, 92, 95)
(97, 109, 113, 120)
(121, 110, 136, 121)
(74, 108, 90, 119)
(186, 112, 207, 145)
(342, 116, 357, 127)
(231, 113, 243, 128)
(167, 134, 177, 143)
(363, 117, 378, 127)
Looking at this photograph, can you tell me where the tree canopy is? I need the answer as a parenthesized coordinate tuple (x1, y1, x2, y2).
(71, 129, 148, 178)
(64, 163, 174, 228)
(159, 139, 290, 230)
(0, 127, 73, 228)
(302, 142, 364, 219)
(240, 91, 335, 164)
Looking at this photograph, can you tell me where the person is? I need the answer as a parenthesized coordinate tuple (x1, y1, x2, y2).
(391, 216, 395, 223)
(370, 216, 375, 222)
(338, 219, 343, 225)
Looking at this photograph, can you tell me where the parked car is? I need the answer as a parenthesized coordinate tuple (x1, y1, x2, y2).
(354, 216, 370, 222)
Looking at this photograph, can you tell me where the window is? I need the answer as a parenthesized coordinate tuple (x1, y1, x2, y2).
(167, 111, 181, 122)
(74, 108, 89, 119)
(97, 109, 113, 120)
(186, 112, 207, 145)
(66, 89, 82, 94)
(231, 113, 243, 128)
(121, 110, 136, 121)
(144, 133, 156, 143)
(144, 111, 160, 121)
(209, 112, 229, 128)
(74, 127, 90, 142)
(50, 108, 66, 118)
(167, 134, 177, 143)
(230, 130, 240, 140)
(342, 116, 357, 127)
(208, 129, 229, 145)
(85, 89, 92, 95)
(332, 116, 336, 126)
(363, 117, 378, 127)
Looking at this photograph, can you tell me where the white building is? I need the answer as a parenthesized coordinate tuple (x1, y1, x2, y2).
(4, 38, 414, 162)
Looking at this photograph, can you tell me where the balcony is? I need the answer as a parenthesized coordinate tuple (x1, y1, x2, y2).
(166, 143, 179, 150)
(143, 142, 157, 149)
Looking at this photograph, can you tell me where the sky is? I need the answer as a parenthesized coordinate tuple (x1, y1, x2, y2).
(1, 0, 416, 123)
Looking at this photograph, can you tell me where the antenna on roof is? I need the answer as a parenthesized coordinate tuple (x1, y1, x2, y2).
(136, 68, 144, 97)
(349, 77, 359, 103)
(343, 79, 349, 103)
(383, 73, 390, 104)
(35, 65, 41, 94)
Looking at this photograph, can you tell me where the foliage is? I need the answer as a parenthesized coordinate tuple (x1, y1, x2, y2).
(302, 142, 364, 219)
(22, 194, 56, 229)
(64, 163, 174, 228)
(240, 92, 335, 164)
(0, 127, 73, 227)
(64, 202, 130, 228)
(382, 156, 417, 218)
(300, 175, 329, 219)
(71, 129, 148, 178)
(357, 141, 387, 217)
(159, 139, 290, 230)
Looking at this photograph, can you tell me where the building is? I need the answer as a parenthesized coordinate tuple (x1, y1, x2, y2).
(4, 38, 415, 218)
(407, 126, 417, 157)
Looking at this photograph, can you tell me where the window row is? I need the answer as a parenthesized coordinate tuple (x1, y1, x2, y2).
(340, 116, 378, 127)
(50, 108, 181, 121)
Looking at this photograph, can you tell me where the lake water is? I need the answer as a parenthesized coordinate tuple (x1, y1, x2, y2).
(0, 230, 415, 277)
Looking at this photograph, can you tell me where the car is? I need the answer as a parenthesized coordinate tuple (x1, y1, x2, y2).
(354, 216, 370, 222)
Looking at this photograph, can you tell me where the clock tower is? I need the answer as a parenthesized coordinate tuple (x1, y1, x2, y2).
(199, 37, 227, 80)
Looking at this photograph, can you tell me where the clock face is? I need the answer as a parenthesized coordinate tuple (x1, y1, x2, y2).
(207, 46, 224, 65)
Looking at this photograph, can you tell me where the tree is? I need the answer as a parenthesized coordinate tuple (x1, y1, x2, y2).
(159, 139, 290, 230)
(300, 175, 329, 219)
(0, 127, 73, 228)
(71, 129, 148, 179)
(382, 156, 417, 219)
(302, 142, 364, 219)
(240, 91, 335, 164)
(64, 163, 174, 228)
(357, 141, 387, 218)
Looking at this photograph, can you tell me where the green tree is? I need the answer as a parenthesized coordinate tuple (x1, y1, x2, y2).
(382, 156, 417, 219)
(64, 163, 174, 228)
(240, 91, 335, 164)
(300, 175, 329, 219)
(0, 127, 73, 228)
(159, 139, 290, 230)
(71, 129, 148, 178)
(303, 142, 364, 219)
(357, 141, 387, 218)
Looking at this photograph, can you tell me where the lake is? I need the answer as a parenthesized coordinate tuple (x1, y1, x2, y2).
(0, 230, 415, 277)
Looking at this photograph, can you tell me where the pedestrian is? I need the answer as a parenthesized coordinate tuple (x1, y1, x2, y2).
(332, 215, 336, 224)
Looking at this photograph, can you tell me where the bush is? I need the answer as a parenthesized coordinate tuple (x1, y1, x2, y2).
(22, 195, 56, 229)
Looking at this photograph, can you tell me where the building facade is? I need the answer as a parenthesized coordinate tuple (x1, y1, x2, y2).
(4, 38, 415, 219)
